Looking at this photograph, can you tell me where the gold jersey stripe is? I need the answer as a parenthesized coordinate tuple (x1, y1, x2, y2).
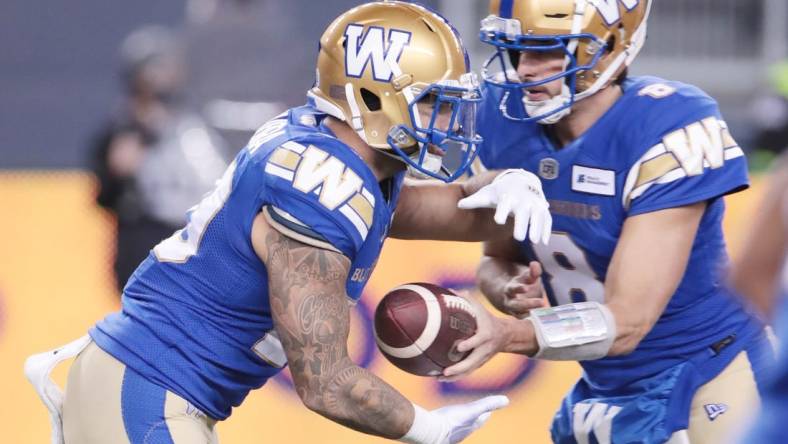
(635, 152, 680, 189)
(347, 192, 373, 228)
(269, 148, 301, 171)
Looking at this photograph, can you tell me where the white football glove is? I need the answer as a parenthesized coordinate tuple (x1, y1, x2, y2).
(458, 169, 552, 244)
(399, 395, 510, 444)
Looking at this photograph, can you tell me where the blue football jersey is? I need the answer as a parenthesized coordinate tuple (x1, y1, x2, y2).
(90, 104, 404, 420)
(475, 76, 762, 388)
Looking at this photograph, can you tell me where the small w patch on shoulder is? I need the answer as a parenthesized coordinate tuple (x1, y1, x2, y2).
(704, 403, 728, 421)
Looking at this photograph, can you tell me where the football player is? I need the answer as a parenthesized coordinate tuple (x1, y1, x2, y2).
(24, 2, 554, 444)
(731, 153, 788, 443)
(442, 0, 774, 443)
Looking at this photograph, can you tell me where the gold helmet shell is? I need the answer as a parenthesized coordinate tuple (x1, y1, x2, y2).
(308, 1, 482, 181)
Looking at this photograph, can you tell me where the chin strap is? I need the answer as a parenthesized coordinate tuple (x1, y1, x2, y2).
(524, 83, 573, 125)
(344, 82, 368, 143)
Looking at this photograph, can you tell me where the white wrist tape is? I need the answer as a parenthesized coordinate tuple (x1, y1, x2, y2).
(400, 404, 446, 444)
(528, 301, 616, 361)
(493, 169, 532, 187)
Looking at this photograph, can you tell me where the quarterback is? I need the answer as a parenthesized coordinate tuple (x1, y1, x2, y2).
(444, 0, 773, 443)
(24, 2, 553, 444)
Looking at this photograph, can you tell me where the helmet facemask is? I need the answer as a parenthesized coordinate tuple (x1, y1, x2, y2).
(480, 14, 607, 124)
(309, 1, 484, 182)
(387, 72, 483, 182)
(479, 0, 651, 124)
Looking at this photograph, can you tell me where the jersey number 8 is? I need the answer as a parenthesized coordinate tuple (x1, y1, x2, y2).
(531, 232, 605, 306)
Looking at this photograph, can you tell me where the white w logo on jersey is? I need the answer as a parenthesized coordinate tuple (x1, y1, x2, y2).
(573, 402, 622, 444)
(345, 24, 412, 81)
(293, 145, 363, 210)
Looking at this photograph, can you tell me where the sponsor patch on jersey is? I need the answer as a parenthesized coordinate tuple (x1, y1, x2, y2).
(572, 166, 616, 196)
(704, 403, 728, 421)
(539, 158, 559, 180)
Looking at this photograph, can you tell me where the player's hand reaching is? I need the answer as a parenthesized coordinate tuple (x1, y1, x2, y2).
(457, 169, 551, 244)
(439, 292, 509, 382)
(500, 261, 544, 318)
(400, 395, 510, 444)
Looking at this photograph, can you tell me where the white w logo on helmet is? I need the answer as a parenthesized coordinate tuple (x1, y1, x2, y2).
(344, 24, 412, 82)
(593, 0, 639, 26)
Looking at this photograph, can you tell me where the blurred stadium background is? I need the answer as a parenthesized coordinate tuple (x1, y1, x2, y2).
(0, 0, 785, 442)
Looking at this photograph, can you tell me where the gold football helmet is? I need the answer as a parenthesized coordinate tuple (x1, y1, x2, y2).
(480, 0, 651, 123)
(308, 1, 482, 182)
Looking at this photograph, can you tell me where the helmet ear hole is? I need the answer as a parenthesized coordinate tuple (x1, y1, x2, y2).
(605, 33, 617, 55)
(360, 88, 382, 111)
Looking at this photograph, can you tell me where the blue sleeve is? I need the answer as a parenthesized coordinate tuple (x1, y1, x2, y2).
(624, 94, 749, 216)
(259, 172, 357, 262)
(258, 141, 377, 261)
(261, 186, 360, 259)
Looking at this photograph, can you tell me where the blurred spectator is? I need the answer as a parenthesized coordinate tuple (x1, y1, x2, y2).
(180, 0, 363, 151)
(749, 61, 788, 157)
(179, 0, 442, 150)
(91, 26, 228, 292)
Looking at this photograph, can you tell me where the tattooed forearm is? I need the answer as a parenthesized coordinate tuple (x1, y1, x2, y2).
(325, 362, 412, 436)
(257, 219, 413, 439)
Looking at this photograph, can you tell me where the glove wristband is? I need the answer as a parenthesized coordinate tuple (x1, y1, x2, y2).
(491, 168, 524, 183)
(399, 403, 446, 444)
(493, 169, 544, 197)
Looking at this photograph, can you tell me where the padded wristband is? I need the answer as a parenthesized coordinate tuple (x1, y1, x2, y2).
(529, 302, 616, 361)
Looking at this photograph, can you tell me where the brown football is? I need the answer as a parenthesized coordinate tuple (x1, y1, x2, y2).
(374, 283, 477, 376)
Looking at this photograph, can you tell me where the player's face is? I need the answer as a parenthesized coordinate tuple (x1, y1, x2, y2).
(416, 96, 454, 133)
(515, 48, 565, 101)
(415, 95, 456, 156)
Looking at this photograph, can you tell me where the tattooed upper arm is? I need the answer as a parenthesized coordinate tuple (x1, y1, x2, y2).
(251, 211, 413, 438)
(253, 210, 352, 400)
